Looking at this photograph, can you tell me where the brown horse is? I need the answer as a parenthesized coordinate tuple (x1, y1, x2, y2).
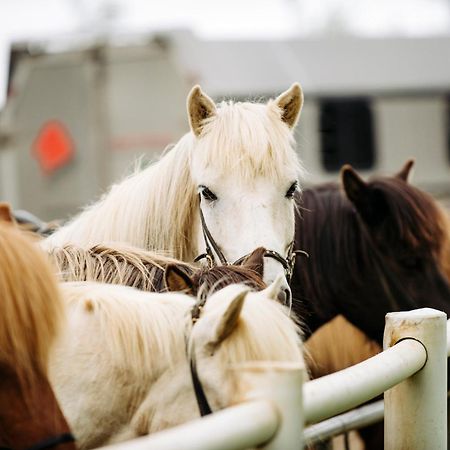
(48, 243, 266, 296)
(0, 219, 76, 450)
(292, 159, 450, 345)
(293, 160, 450, 449)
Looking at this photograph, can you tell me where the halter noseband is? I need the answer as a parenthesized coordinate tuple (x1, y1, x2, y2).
(194, 196, 306, 282)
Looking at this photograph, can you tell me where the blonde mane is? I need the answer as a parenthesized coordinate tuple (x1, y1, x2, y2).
(60, 282, 191, 381)
(0, 224, 63, 384)
(43, 96, 303, 262)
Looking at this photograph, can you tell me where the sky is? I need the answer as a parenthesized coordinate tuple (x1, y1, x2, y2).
(0, 0, 449, 107)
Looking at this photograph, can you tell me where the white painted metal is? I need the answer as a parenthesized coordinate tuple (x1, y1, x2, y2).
(304, 400, 384, 446)
(92, 312, 450, 450)
(232, 361, 305, 450)
(304, 338, 426, 423)
(384, 308, 447, 450)
(99, 362, 306, 450)
(447, 318, 450, 357)
(100, 400, 278, 450)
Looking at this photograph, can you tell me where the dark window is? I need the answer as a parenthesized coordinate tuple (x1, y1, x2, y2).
(320, 98, 375, 172)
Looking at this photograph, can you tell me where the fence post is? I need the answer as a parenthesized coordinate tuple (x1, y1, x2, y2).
(384, 308, 447, 450)
(232, 361, 305, 450)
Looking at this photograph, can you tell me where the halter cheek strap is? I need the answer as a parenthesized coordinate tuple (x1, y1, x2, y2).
(188, 293, 213, 417)
(195, 196, 308, 282)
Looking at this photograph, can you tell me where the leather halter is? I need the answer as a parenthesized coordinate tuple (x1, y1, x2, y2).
(188, 293, 213, 416)
(194, 196, 306, 282)
(0, 433, 75, 450)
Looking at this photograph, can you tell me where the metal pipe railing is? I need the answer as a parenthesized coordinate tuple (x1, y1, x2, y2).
(304, 338, 426, 424)
(95, 310, 448, 450)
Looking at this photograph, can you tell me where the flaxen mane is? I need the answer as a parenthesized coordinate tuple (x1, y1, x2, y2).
(0, 223, 63, 386)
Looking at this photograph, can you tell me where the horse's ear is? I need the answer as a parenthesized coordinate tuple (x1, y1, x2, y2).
(341, 165, 369, 208)
(187, 85, 216, 137)
(342, 165, 388, 227)
(242, 247, 265, 278)
(210, 287, 248, 346)
(164, 264, 195, 294)
(261, 274, 284, 301)
(0, 202, 16, 224)
(273, 83, 304, 129)
(395, 158, 415, 182)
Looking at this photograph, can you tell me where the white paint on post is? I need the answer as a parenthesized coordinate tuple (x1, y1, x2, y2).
(384, 308, 447, 450)
(232, 361, 305, 450)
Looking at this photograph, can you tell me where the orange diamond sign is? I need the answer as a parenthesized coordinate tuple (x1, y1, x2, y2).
(33, 121, 74, 173)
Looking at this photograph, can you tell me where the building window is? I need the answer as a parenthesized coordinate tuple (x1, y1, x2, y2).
(320, 98, 375, 172)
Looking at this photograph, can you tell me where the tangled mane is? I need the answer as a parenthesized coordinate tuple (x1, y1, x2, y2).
(49, 244, 266, 295)
(369, 176, 450, 270)
(0, 223, 63, 385)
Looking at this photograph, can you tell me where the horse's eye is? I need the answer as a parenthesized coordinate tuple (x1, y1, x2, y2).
(199, 186, 218, 202)
(285, 182, 298, 199)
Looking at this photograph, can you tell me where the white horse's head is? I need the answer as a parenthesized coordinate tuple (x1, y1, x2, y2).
(188, 282, 304, 413)
(187, 84, 304, 303)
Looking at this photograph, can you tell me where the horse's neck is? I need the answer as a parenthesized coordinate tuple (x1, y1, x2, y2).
(0, 365, 75, 450)
(43, 148, 198, 261)
(123, 363, 198, 437)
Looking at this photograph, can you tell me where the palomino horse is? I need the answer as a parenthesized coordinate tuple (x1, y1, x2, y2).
(42, 84, 305, 300)
(49, 281, 304, 449)
(0, 218, 75, 450)
(48, 244, 266, 294)
(292, 160, 450, 344)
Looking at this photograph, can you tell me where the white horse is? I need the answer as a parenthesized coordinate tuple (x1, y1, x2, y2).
(49, 281, 304, 449)
(42, 84, 305, 300)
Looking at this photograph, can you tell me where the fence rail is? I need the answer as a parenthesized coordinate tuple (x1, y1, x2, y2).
(99, 308, 448, 450)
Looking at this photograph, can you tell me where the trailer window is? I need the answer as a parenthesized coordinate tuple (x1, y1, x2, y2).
(320, 98, 375, 172)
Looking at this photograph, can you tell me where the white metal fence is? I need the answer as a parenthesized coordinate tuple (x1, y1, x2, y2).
(100, 308, 448, 450)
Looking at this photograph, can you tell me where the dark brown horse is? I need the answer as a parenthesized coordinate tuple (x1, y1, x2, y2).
(291, 160, 450, 449)
(292, 160, 450, 345)
(0, 218, 76, 450)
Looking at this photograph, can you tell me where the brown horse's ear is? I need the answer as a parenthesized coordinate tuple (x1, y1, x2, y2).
(187, 85, 216, 137)
(273, 83, 304, 129)
(395, 158, 415, 182)
(242, 247, 265, 278)
(341, 165, 369, 206)
(0, 202, 16, 224)
(164, 265, 195, 295)
(342, 165, 388, 227)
